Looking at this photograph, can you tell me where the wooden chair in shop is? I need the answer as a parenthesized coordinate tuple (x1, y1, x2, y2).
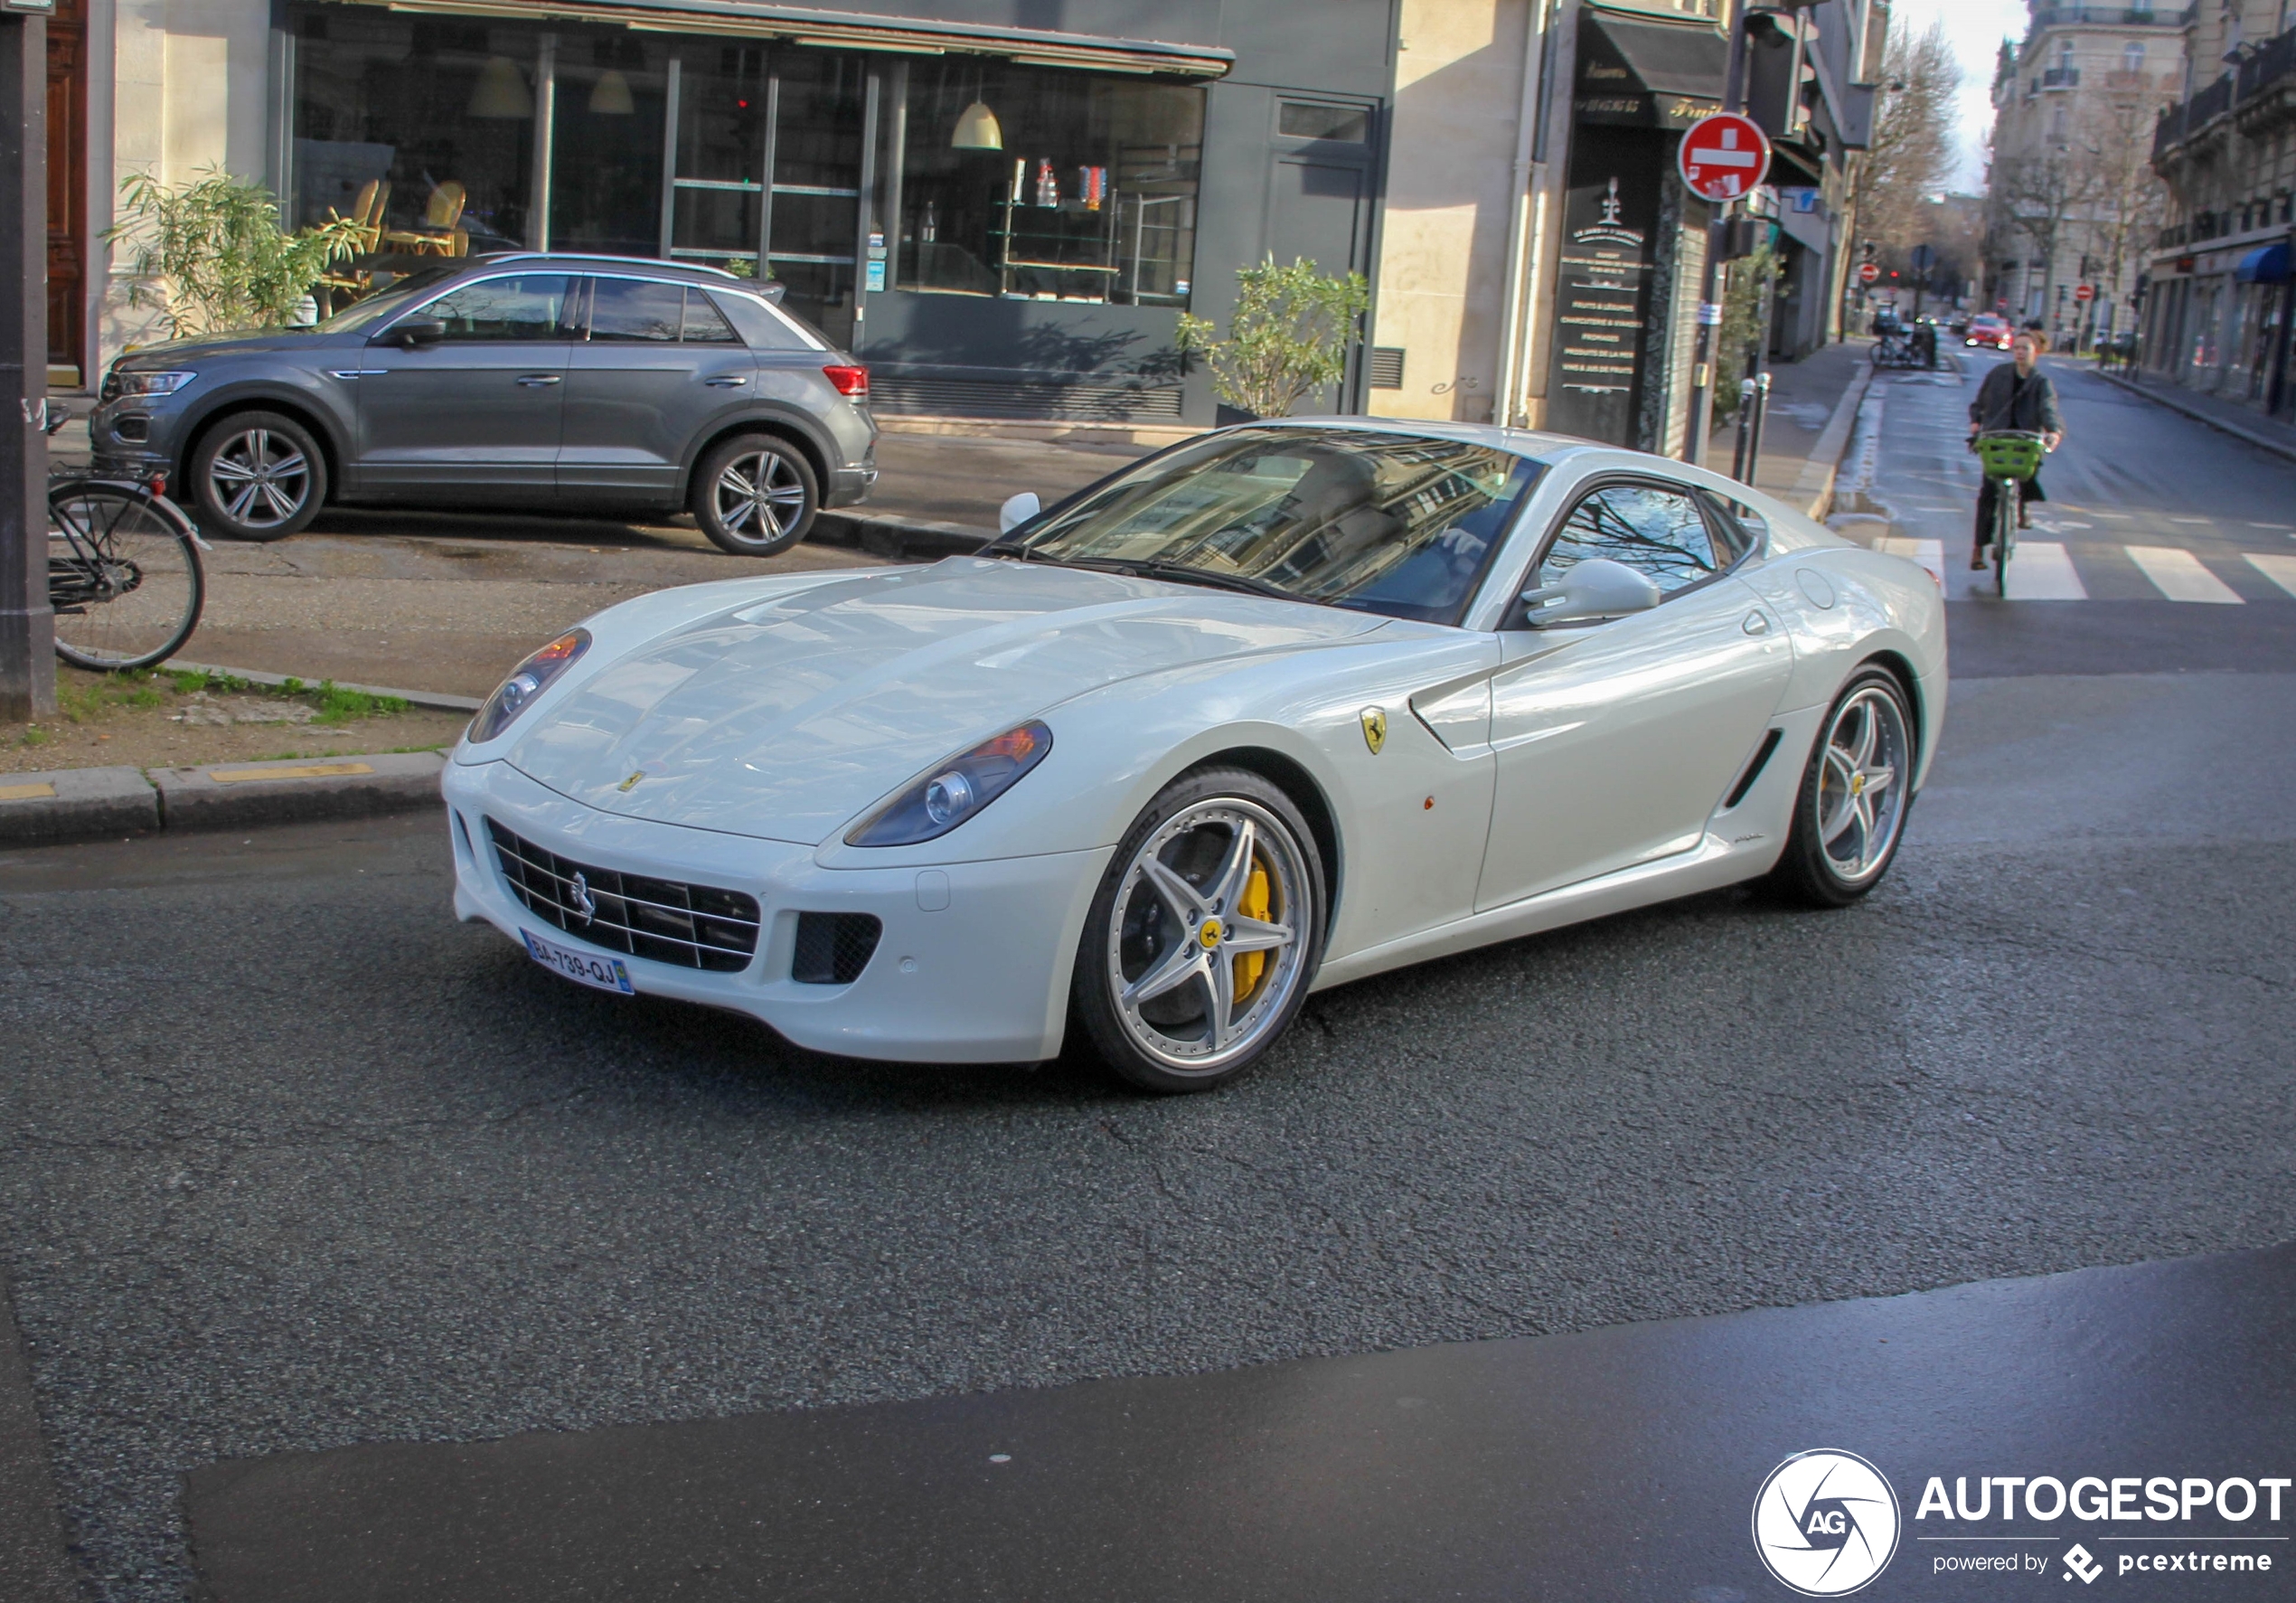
(382, 181, 469, 257)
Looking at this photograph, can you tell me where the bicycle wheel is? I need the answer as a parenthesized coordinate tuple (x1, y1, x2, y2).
(1991, 478, 2015, 600)
(49, 481, 206, 671)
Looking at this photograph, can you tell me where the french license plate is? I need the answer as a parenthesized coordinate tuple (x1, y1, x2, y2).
(523, 929, 635, 995)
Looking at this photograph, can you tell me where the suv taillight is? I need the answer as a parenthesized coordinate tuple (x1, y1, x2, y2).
(823, 364, 869, 398)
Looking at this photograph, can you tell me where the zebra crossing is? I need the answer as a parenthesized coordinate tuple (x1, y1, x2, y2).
(1872, 535, 2296, 603)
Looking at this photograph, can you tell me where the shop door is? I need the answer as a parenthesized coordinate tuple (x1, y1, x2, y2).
(46, 0, 88, 384)
(658, 47, 867, 347)
(1263, 99, 1375, 412)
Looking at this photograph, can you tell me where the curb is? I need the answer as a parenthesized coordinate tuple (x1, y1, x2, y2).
(1, 750, 446, 848)
(160, 661, 484, 714)
(1789, 360, 1877, 523)
(813, 508, 992, 561)
(2089, 368, 2296, 468)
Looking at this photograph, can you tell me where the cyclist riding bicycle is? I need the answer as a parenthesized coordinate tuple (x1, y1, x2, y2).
(1966, 330, 2064, 570)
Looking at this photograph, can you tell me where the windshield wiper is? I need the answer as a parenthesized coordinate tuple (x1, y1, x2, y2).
(1123, 560, 1296, 601)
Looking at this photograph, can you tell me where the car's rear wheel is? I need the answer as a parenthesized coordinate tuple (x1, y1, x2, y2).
(1767, 668, 1915, 908)
(1072, 767, 1325, 1094)
(692, 434, 816, 557)
(190, 410, 325, 542)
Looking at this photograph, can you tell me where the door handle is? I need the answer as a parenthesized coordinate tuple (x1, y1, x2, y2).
(1743, 610, 1772, 636)
(704, 374, 748, 388)
(516, 374, 562, 386)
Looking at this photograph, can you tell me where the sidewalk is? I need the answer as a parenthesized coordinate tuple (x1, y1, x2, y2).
(2088, 363, 2296, 467)
(1706, 338, 1876, 520)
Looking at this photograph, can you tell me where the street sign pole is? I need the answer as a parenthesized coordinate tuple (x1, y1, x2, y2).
(0, 3, 55, 722)
(1682, 29, 1752, 468)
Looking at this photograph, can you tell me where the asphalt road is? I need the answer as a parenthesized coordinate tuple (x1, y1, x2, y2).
(5, 580, 2295, 1598)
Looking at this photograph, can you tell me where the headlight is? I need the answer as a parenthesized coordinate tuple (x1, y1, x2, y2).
(845, 721, 1052, 846)
(468, 629, 589, 743)
(110, 370, 196, 397)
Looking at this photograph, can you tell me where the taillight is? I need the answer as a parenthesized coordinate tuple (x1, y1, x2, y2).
(823, 364, 869, 398)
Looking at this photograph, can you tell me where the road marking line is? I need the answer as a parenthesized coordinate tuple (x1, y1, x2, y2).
(0, 780, 58, 802)
(1876, 536, 1944, 581)
(2168, 517, 2211, 525)
(2006, 542, 2088, 600)
(2243, 552, 2296, 599)
(2249, 522, 2294, 531)
(2124, 545, 2244, 603)
(207, 762, 377, 783)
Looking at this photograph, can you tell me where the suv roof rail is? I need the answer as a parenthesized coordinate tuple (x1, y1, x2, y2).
(473, 251, 758, 282)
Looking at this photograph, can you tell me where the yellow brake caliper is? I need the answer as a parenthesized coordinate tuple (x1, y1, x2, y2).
(1232, 862, 1271, 1003)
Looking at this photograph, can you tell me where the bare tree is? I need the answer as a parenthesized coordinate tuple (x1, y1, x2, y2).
(2068, 87, 2173, 321)
(1990, 146, 2083, 318)
(1849, 20, 1962, 259)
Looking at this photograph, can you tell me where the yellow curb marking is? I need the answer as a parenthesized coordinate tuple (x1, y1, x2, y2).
(208, 762, 376, 783)
(0, 780, 58, 801)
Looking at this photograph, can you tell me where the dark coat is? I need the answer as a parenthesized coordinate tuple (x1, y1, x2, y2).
(1969, 362, 2065, 435)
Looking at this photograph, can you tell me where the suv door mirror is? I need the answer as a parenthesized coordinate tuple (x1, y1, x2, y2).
(998, 491, 1041, 533)
(1520, 557, 1662, 627)
(384, 318, 447, 350)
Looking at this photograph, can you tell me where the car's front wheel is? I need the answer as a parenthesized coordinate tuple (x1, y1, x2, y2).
(1767, 667, 1916, 907)
(1072, 767, 1325, 1093)
(692, 433, 817, 557)
(190, 410, 326, 542)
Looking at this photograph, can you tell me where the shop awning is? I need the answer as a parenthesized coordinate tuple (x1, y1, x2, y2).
(1573, 5, 1727, 130)
(2235, 242, 2291, 284)
(362, 0, 1236, 76)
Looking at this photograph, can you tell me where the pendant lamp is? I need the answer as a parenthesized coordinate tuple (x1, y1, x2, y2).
(468, 55, 533, 119)
(952, 99, 1002, 151)
(589, 69, 635, 115)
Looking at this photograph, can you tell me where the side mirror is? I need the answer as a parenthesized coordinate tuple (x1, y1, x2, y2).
(998, 491, 1041, 534)
(384, 318, 447, 350)
(1519, 557, 1662, 627)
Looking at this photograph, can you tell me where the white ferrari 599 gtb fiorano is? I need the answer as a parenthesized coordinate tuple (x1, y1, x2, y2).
(443, 420, 1945, 1092)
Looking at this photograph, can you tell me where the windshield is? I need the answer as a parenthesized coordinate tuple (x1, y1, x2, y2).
(314, 268, 460, 334)
(1002, 428, 1543, 625)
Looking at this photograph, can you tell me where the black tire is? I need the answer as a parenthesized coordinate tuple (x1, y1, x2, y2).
(1071, 766, 1327, 1094)
(189, 410, 326, 542)
(48, 482, 205, 671)
(1765, 667, 1917, 909)
(691, 434, 817, 557)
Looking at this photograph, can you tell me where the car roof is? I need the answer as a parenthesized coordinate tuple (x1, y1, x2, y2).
(466, 252, 780, 291)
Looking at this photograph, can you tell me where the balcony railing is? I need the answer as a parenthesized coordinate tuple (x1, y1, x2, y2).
(2040, 67, 2082, 90)
(2030, 5, 2178, 24)
(2158, 27, 2296, 156)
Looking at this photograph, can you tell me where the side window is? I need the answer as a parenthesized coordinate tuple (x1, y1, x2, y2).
(680, 288, 740, 344)
(1539, 483, 1726, 597)
(419, 275, 575, 341)
(705, 288, 814, 351)
(588, 278, 685, 343)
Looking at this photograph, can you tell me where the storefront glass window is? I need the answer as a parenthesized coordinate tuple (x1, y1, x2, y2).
(291, 10, 541, 252)
(550, 35, 671, 258)
(895, 62, 1202, 306)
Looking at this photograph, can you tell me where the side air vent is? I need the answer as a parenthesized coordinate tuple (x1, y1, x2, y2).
(792, 912, 882, 985)
(1725, 729, 1785, 809)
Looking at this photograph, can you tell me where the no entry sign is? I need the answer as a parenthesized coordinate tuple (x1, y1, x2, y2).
(1677, 113, 1770, 203)
(1858, 261, 1881, 285)
(2074, 283, 2096, 302)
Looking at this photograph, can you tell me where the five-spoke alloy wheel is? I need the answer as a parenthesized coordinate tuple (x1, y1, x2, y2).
(692, 434, 817, 557)
(1074, 767, 1325, 1093)
(190, 410, 325, 542)
(1769, 666, 1915, 907)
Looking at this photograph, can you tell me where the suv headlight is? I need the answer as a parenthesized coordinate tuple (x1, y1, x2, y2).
(846, 721, 1052, 846)
(469, 629, 589, 743)
(109, 370, 196, 397)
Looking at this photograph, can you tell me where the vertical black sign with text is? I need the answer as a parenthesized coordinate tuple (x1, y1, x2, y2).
(1546, 133, 1660, 448)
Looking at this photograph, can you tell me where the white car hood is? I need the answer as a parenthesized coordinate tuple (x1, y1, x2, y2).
(506, 557, 1385, 844)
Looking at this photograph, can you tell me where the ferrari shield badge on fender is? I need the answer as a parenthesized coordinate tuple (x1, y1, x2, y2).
(1360, 707, 1387, 755)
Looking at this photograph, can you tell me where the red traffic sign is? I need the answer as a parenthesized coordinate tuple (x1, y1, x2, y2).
(1858, 261, 1881, 285)
(1677, 112, 1771, 203)
(2074, 283, 2096, 302)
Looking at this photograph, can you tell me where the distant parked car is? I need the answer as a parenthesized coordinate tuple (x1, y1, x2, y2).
(1964, 314, 2015, 352)
(89, 254, 878, 556)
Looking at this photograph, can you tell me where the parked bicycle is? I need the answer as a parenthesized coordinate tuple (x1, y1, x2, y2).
(1971, 429, 2047, 600)
(43, 405, 207, 672)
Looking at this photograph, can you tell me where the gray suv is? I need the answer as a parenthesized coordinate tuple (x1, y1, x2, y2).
(89, 254, 878, 557)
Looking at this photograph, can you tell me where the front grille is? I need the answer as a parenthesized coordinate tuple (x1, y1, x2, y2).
(487, 819, 760, 973)
(792, 912, 881, 985)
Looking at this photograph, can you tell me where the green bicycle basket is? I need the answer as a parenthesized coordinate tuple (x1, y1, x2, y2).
(1973, 430, 2045, 482)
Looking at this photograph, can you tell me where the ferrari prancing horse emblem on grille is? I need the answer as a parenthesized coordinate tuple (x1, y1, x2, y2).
(1360, 706, 1388, 755)
(569, 871, 598, 924)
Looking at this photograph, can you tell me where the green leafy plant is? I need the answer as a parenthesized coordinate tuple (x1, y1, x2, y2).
(105, 167, 368, 338)
(1177, 256, 1371, 419)
(1714, 242, 1776, 427)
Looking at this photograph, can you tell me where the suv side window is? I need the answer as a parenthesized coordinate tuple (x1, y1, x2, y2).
(1537, 482, 1732, 598)
(680, 289, 740, 344)
(588, 278, 685, 342)
(419, 275, 576, 341)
